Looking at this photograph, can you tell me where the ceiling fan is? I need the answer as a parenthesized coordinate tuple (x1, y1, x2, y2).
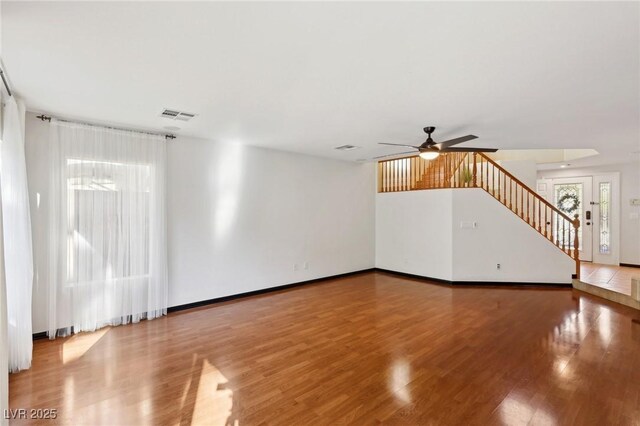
(376, 126, 498, 160)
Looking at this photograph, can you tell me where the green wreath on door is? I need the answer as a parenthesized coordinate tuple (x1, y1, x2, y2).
(557, 193, 580, 214)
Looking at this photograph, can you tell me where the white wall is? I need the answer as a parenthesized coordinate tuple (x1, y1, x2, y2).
(497, 159, 537, 189)
(166, 135, 376, 307)
(376, 189, 574, 284)
(538, 162, 640, 265)
(24, 112, 376, 332)
(376, 190, 453, 281)
(451, 189, 574, 282)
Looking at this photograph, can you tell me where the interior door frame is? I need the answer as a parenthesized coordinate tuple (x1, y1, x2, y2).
(537, 173, 620, 265)
(550, 177, 593, 262)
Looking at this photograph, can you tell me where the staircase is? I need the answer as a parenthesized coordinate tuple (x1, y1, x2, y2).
(377, 152, 581, 278)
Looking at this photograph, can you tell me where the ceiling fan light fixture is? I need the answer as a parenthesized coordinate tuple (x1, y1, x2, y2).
(419, 151, 440, 160)
(377, 126, 494, 161)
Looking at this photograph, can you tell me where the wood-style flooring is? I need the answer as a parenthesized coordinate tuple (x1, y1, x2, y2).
(9, 271, 640, 425)
(581, 262, 639, 296)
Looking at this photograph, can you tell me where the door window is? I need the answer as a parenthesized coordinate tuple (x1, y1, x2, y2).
(554, 183, 583, 251)
(598, 182, 611, 255)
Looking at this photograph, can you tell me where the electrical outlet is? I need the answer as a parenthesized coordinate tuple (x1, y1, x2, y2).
(303, 261, 309, 270)
(497, 263, 501, 270)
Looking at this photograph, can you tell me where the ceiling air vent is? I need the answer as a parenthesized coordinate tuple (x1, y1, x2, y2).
(160, 109, 197, 122)
(334, 145, 360, 151)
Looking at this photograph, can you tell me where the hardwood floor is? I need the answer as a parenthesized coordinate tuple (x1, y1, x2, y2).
(581, 262, 639, 296)
(9, 271, 640, 425)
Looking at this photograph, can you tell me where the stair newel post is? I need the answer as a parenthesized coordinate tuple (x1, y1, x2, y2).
(520, 186, 524, 218)
(573, 214, 581, 279)
(454, 154, 459, 187)
(509, 178, 513, 210)
(383, 161, 386, 192)
(484, 156, 488, 189)
(503, 173, 506, 204)
(468, 153, 472, 188)
(403, 158, 406, 191)
(386, 161, 390, 192)
(432, 156, 436, 188)
(410, 157, 414, 190)
(391, 160, 395, 192)
(443, 154, 448, 188)
(472, 152, 478, 187)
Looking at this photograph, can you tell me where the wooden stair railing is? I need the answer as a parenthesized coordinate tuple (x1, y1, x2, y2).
(377, 152, 581, 278)
(377, 152, 468, 192)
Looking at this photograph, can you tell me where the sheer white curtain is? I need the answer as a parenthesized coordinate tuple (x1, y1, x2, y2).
(48, 120, 168, 337)
(0, 96, 33, 372)
(0, 186, 7, 425)
(0, 120, 9, 424)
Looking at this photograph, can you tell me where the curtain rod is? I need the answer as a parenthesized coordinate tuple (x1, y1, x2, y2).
(0, 67, 13, 97)
(36, 114, 177, 140)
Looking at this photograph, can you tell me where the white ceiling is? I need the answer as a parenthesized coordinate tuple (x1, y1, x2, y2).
(3, 1, 639, 165)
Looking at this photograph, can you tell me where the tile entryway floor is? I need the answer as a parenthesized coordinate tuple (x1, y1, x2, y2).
(580, 262, 639, 296)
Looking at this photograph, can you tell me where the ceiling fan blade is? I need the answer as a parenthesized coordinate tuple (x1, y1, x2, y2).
(372, 151, 416, 159)
(378, 143, 421, 148)
(433, 135, 478, 149)
(440, 147, 498, 153)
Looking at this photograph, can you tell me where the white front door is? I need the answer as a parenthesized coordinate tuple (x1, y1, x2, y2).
(551, 177, 593, 262)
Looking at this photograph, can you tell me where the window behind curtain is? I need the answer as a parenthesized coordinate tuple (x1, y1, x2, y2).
(48, 120, 168, 338)
(66, 159, 151, 287)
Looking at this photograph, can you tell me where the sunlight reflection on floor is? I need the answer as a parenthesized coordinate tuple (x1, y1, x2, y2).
(62, 327, 110, 364)
(389, 358, 412, 404)
(179, 356, 235, 425)
(500, 393, 556, 426)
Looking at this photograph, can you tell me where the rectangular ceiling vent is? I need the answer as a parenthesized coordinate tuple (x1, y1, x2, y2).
(334, 145, 360, 151)
(160, 109, 197, 122)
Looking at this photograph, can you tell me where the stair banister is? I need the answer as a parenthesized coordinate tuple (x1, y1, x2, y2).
(377, 151, 581, 278)
(475, 153, 573, 222)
